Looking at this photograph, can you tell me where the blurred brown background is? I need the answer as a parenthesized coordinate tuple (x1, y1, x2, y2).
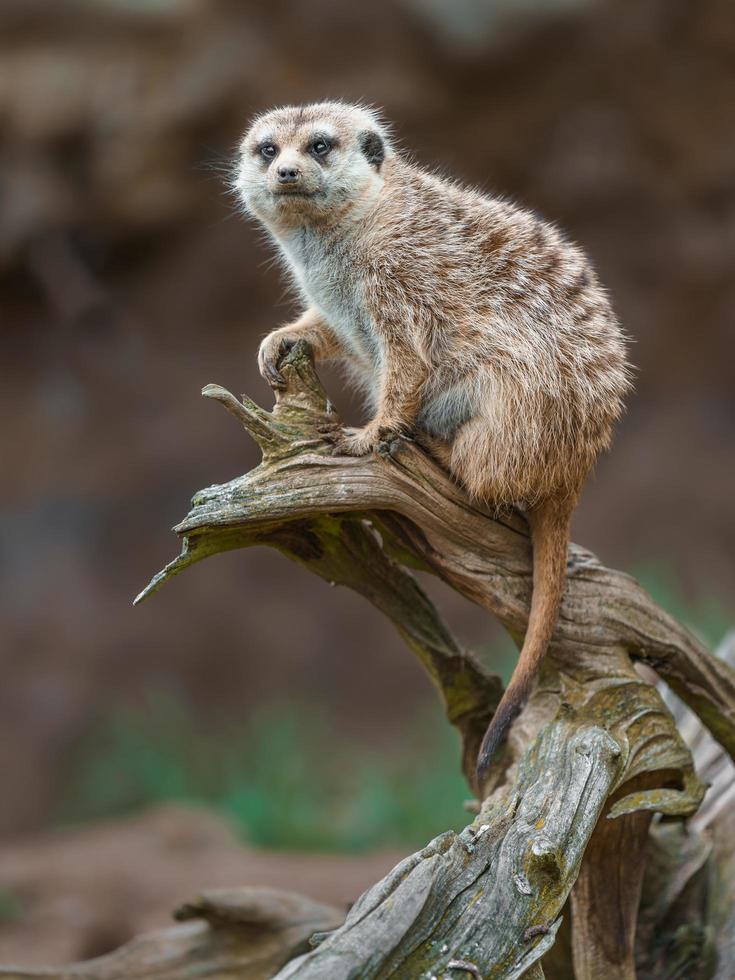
(1, 0, 734, 959)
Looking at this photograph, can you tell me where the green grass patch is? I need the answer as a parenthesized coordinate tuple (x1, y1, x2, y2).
(58, 696, 470, 852)
(57, 566, 731, 853)
(635, 562, 732, 648)
(0, 889, 24, 923)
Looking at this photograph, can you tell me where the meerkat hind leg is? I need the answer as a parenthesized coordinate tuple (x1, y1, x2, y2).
(444, 413, 528, 507)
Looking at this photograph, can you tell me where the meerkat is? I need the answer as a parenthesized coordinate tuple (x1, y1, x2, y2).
(235, 101, 631, 786)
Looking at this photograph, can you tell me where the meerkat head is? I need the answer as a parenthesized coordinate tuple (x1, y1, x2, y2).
(235, 101, 391, 230)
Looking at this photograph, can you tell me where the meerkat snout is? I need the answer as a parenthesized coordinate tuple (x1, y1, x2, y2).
(277, 165, 301, 184)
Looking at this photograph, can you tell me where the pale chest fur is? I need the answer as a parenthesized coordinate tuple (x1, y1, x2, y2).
(278, 228, 382, 373)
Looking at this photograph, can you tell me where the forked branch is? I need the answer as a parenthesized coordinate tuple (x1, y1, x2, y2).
(126, 341, 735, 977)
(137, 342, 735, 779)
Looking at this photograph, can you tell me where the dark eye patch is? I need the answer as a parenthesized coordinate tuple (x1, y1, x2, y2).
(306, 134, 338, 161)
(257, 141, 278, 161)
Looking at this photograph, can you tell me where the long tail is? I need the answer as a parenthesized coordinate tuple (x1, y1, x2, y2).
(475, 496, 573, 787)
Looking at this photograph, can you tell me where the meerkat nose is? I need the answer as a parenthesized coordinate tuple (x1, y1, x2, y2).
(277, 165, 301, 184)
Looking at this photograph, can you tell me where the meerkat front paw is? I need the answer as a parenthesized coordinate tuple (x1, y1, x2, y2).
(258, 332, 297, 389)
(323, 421, 403, 457)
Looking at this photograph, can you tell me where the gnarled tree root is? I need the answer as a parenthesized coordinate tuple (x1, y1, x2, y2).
(7, 342, 729, 979)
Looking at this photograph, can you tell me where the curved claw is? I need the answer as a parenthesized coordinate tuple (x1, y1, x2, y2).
(259, 336, 297, 390)
(317, 422, 342, 437)
(264, 365, 287, 390)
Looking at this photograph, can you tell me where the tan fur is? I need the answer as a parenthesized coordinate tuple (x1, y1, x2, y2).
(236, 102, 632, 785)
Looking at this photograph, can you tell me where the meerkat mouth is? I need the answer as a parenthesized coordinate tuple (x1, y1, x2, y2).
(271, 189, 319, 199)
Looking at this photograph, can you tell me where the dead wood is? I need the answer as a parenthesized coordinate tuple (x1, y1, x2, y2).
(8, 341, 732, 979)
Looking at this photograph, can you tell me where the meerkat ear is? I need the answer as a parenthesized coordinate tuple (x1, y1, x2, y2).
(358, 130, 385, 169)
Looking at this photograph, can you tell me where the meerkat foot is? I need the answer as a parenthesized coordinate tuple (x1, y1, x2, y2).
(324, 421, 402, 457)
(328, 425, 376, 456)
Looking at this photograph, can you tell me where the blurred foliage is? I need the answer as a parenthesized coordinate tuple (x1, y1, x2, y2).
(58, 696, 470, 852)
(636, 563, 732, 649)
(57, 577, 730, 853)
(0, 890, 25, 924)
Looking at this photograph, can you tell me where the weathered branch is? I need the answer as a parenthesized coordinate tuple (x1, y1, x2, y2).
(631, 633, 735, 980)
(137, 341, 735, 779)
(115, 340, 734, 976)
(277, 719, 621, 979)
(570, 784, 653, 980)
(0, 888, 342, 980)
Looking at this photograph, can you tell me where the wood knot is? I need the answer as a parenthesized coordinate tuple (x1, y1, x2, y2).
(526, 835, 562, 879)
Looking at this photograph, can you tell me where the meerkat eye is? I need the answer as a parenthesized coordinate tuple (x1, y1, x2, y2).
(310, 138, 331, 158)
(259, 143, 278, 161)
